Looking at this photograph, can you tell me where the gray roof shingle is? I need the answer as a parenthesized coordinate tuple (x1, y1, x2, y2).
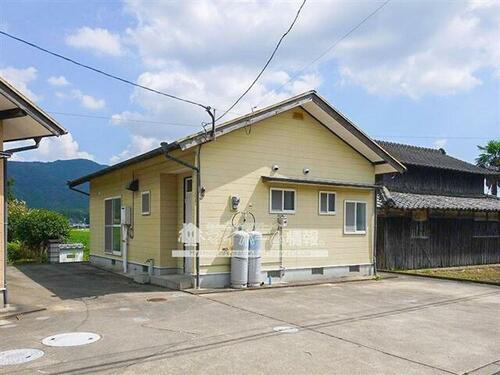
(376, 140, 497, 175)
(378, 188, 500, 212)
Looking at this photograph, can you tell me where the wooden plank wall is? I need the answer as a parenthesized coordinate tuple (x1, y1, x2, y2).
(377, 216, 500, 270)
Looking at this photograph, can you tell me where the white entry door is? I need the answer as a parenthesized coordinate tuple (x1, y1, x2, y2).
(184, 177, 194, 274)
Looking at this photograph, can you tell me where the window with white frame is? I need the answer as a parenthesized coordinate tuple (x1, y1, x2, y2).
(104, 197, 122, 254)
(344, 200, 367, 234)
(270, 188, 296, 213)
(319, 191, 336, 215)
(141, 191, 151, 215)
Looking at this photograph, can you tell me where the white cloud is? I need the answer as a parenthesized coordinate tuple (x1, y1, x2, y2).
(97, 0, 500, 160)
(109, 135, 161, 165)
(71, 89, 106, 110)
(122, 0, 500, 102)
(66, 27, 124, 56)
(47, 75, 70, 86)
(0, 66, 39, 101)
(10, 134, 94, 162)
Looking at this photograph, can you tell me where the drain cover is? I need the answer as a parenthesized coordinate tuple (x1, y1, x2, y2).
(0, 349, 44, 365)
(273, 326, 299, 334)
(147, 297, 167, 302)
(42, 332, 100, 347)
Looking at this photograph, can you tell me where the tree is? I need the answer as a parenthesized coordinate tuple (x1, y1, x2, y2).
(476, 140, 500, 196)
(6, 177, 16, 202)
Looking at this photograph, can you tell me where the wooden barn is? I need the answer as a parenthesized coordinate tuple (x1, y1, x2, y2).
(376, 141, 500, 270)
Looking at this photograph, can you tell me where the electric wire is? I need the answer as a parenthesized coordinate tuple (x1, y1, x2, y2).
(0, 30, 209, 110)
(47, 110, 493, 140)
(255, 0, 392, 108)
(216, 0, 308, 122)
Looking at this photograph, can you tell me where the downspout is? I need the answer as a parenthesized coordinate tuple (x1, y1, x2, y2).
(1, 137, 41, 307)
(160, 142, 202, 288)
(68, 185, 89, 196)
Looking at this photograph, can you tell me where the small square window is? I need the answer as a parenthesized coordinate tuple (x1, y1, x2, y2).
(269, 188, 295, 213)
(141, 191, 151, 215)
(319, 192, 336, 215)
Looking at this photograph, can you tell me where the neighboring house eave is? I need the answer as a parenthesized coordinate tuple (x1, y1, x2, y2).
(0, 77, 67, 142)
(378, 188, 500, 212)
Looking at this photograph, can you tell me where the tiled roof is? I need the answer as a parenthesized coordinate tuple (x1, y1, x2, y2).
(376, 140, 497, 175)
(378, 188, 500, 212)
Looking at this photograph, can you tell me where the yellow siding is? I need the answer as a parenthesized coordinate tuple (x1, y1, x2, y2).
(199, 108, 375, 274)
(88, 108, 377, 275)
(0, 121, 4, 288)
(89, 151, 194, 268)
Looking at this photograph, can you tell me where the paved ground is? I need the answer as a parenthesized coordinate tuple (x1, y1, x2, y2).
(0, 263, 499, 375)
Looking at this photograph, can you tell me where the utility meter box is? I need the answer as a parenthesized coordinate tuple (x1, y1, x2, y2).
(277, 214, 288, 227)
(121, 206, 131, 225)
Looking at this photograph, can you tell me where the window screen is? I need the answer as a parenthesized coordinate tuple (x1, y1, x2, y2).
(283, 191, 295, 211)
(271, 190, 283, 211)
(344, 201, 366, 234)
(141, 191, 151, 215)
(105, 197, 121, 253)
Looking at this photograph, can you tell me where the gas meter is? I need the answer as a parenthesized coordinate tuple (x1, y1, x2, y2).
(277, 214, 288, 228)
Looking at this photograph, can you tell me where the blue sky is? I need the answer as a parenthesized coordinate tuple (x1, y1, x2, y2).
(0, 0, 499, 165)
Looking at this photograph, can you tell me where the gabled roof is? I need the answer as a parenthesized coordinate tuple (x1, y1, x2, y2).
(69, 91, 405, 187)
(376, 140, 496, 175)
(378, 188, 500, 212)
(0, 77, 67, 142)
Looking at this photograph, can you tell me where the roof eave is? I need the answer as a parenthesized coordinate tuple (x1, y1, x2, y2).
(0, 78, 67, 140)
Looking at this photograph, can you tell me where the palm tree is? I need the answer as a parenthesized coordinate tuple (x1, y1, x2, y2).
(476, 140, 500, 196)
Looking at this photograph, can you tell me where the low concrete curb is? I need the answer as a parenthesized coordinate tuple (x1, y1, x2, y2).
(0, 305, 46, 320)
(184, 274, 397, 295)
(381, 270, 500, 287)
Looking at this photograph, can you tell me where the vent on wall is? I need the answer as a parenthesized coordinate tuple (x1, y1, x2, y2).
(349, 265, 360, 272)
(312, 267, 324, 275)
(292, 111, 304, 120)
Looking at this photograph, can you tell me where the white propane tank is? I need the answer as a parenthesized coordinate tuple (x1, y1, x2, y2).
(231, 230, 249, 288)
(248, 231, 263, 287)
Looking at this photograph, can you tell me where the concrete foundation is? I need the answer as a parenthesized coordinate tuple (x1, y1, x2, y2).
(90, 255, 180, 276)
(198, 263, 374, 289)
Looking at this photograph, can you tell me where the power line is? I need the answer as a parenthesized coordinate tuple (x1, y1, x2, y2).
(216, 0, 307, 122)
(255, 0, 391, 108)
(0, 30, 209, 110)
(48, 111, 199, 128)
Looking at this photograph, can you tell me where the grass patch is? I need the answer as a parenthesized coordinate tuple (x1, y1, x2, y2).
(409, 265, 500, 284)
(68, 229, 90, 261)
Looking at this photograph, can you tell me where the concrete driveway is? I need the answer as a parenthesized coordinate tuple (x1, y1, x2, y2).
(1, 263, 499, 374)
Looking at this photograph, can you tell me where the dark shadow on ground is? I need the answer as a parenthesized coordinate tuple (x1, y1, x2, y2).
(14, 263, 163, 300)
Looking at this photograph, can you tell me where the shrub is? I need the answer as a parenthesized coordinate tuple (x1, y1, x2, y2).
(7, 241, 23, 263)
(17, 209, 70, 257)
(8, 199, 29, 242)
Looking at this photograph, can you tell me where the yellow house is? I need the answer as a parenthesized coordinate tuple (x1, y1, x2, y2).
(1, 77, 67, 305)
(69, 91, 404, 289)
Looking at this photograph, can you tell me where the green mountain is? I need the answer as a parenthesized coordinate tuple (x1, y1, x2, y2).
(8, 159, 106, 222)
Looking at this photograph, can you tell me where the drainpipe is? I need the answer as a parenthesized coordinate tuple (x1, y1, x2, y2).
(1, 137, 42, 307)
(160, 142, 202, 288)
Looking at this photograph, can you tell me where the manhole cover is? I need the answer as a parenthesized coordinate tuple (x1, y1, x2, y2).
(42, 332, 100, 347)
(273, 326, 299, 334)
(0, 349, 44, 365)
(147, 297, 167, 302)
